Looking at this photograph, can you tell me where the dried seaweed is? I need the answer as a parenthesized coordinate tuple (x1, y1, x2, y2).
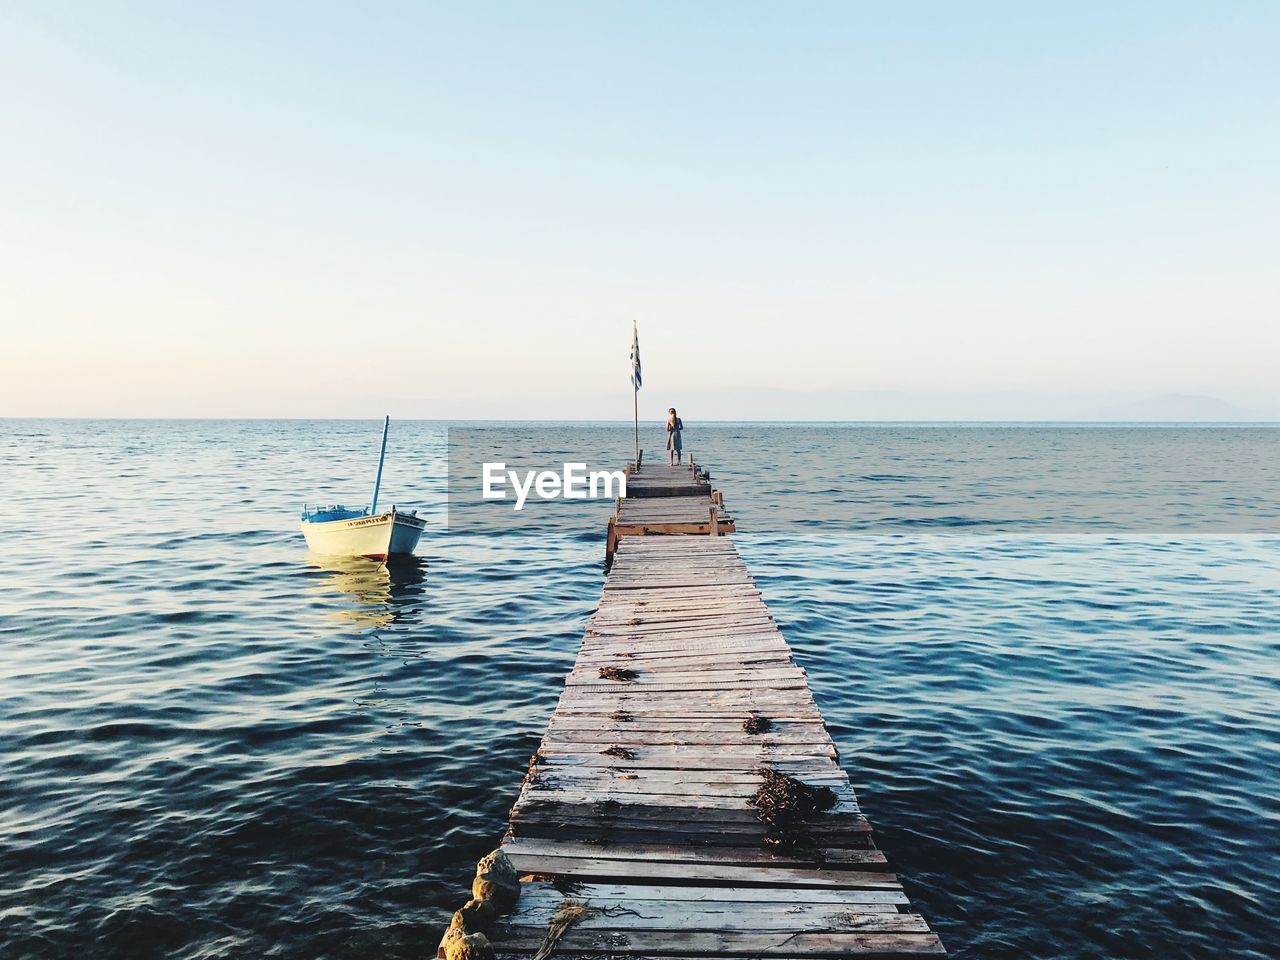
(530, 899, 588, 960)
(601, 745, 634, 760)
(743, 714, 773, 734)
(521, 753, 543, 788)
(749, 766, 836, 848)
(610, 710, 633, 722)
(598, 666, 638, 682)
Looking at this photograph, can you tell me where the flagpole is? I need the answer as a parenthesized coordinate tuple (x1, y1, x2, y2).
(630, 319, 641, 467)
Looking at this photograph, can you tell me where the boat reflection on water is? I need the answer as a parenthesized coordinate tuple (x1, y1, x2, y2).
(304, 553, 428, 628)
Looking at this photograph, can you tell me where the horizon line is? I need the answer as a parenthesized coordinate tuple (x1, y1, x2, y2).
(4, 417, 1280, 425)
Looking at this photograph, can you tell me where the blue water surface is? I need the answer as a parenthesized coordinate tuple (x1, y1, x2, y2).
(0, 420, 1276, 959)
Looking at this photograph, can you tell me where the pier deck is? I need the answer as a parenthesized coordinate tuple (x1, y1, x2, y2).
(614, 495, 734, 536)
(623, 461, 711, 499)
(447, 460, 944, 958)
(607, 461, 734, 562)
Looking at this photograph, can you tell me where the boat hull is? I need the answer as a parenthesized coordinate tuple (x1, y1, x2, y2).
(300, 510, 425, 559)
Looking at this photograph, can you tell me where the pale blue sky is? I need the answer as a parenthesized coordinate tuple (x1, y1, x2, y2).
(3, 2, 1277, 419)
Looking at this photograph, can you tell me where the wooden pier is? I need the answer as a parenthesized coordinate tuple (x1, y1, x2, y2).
(607, 458, 733, 563)
(442, 458, 945, 959)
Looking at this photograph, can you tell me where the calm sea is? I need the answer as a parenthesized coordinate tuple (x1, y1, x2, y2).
(1, 420, 1276, 960)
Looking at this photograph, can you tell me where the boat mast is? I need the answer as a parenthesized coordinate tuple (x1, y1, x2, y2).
(370, 415, 390, 515)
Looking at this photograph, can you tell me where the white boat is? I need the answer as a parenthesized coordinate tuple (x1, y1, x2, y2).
(300, 505, 426, 559)
(300, 416, 426, 559)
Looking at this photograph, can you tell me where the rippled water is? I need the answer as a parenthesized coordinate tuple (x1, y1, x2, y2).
(1, 420, 1277, 959)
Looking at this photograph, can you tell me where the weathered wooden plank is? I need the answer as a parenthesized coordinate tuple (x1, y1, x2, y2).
(591, 599, 769, 615)
(540, 734, 836, 750)
(589, 610, 775, 628)
(502, 838, 886, 869)
(572, 652, 796, 671)
(488, 928, 945, 956)
(537, 739, 836, 755)
(508, 800, 867, 829)
(545, 718, 829, 732)
(556, 697, 819, 711)
(565, 672, 809, 690)
(584, 630, 784, 646)
(500, 902, 924, 930)
(553, 700, 822, 715)
(516, 789, 862, 815)
(534, 750, 839, 768)
(504, 823, 871, 845)
(551, 707, 823, 717)
(502, 853, 898, 885)
(586, 622, 781, 640)
(514, 880, 908, 904)
(525, 769, 851, 790)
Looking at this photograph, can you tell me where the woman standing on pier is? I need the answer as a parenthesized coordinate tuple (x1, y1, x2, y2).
(666, 407, 683, 465)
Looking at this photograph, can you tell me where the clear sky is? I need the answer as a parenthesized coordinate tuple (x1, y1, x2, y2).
(3, 2, 1277, 420)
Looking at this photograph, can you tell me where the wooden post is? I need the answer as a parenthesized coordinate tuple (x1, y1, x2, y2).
(606, 515, 618, 565)
(709, 505, 719, 536)
(637, 449, 643, 470)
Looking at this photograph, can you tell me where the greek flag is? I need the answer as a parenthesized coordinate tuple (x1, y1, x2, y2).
(629, 321, 642, 389)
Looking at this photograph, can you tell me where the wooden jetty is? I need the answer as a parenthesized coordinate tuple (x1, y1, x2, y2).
(442, 456, 945, 959)
(608, 457, 733, 563)
(622, 454, 711, 499)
